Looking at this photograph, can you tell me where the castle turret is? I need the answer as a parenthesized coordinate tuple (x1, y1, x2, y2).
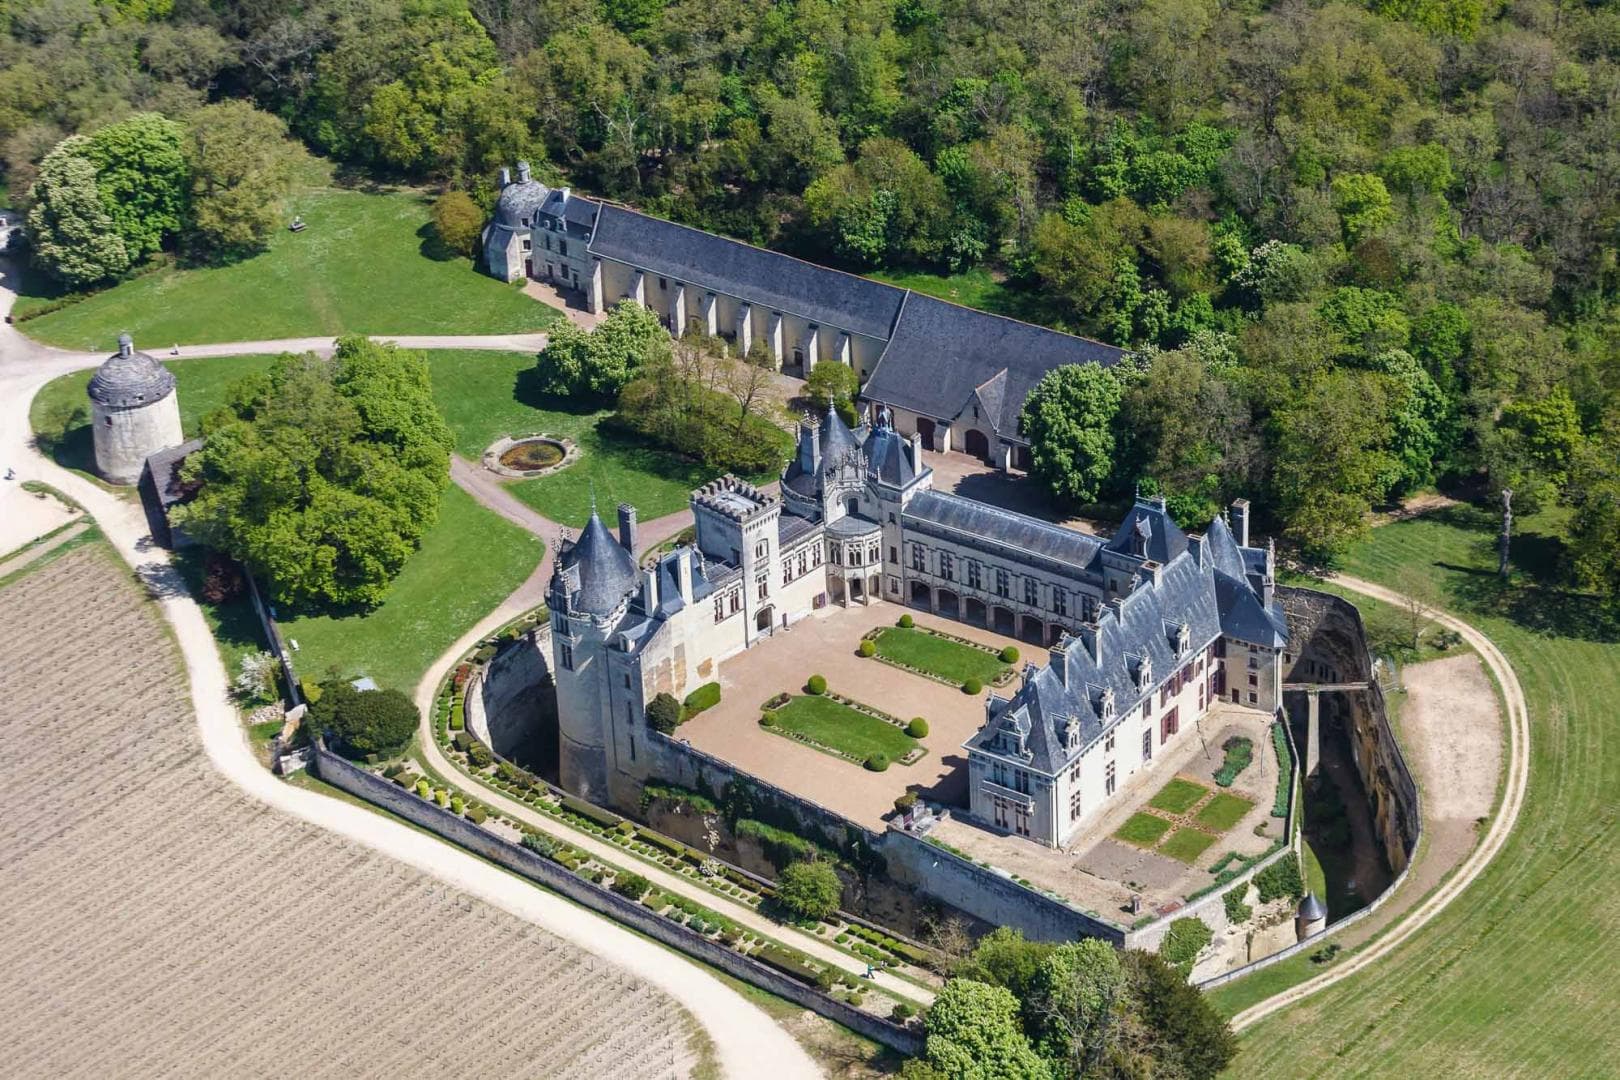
(1295, 892, 1327, 941)
(88, 335, 183, 485)
(549, 508, 641, 802)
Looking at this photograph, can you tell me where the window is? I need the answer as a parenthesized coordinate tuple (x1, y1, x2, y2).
(993, 796, 1009, 829)
(912, 545, 926, 572)
(1249, 691, 1258, 703)
(940, 553, 954, 581)
(967, 561, 981, 589)
(812, 546, 822, 567)
(996, 569, 1010, 597)
(629, 732, 636, 761)
(755, 540, 769, 559)
(1215, 638, 1227, 658)
(560, 643, 574, 670)
(757, 576, 768, 600)
(1070, 788, 1082, 821)
(1248, 654, 1259, 670)
(623, 673, 631, 689)
(1142, 730, 1152, 761)
(659, 276, 668, 289)
(1053, 589, 1067, 616)
(798, 553, 807, 576)
(1014, 768, 1031, 794)
(850, 547, 862, 566)
(1141, 701, 1150, 721)
(714, 598, 725, 623)
(521, 238, 531, 252)
(729, 592, 740, 613)
(559, 240, 569, 256)
(1024, 578, 1038, 605)
(782, 563, 792, 586)
(1014, 807, 1030, 837)
(1105, 761, 1117, 796)
(890, 578, 899, 594)
(1105, 731, 1115, 753)
(1161, 706, 1180, 743)
(1249, 673, 1258, 687)
(889, 546, 898, 565)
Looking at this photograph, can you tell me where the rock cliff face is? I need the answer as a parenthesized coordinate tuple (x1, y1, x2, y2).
(469, 627, 559, 778)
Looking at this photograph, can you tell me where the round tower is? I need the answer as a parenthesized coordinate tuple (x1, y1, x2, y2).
(548, 509, 641, 803)
(88, 335, 183, 485)
(1295, 892, 1328, 941)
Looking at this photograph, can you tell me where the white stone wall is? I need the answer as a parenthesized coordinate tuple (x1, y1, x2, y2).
(92, 393, 182, 486)
(1224, 638, 1282, 713)
(483, 226, 526, 282)
(902, 530, 1098, 642)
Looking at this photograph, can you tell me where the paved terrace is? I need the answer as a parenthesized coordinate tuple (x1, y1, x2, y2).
(679, 602, 1033, 830)
(928, 702, 1279, 922)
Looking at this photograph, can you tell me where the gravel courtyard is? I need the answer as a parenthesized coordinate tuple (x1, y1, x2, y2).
(0, 546, 701, 1079)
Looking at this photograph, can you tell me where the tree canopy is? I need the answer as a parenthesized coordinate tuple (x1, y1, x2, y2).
(308, 678, 420, 757)
(176, 337, 454, 609)
(1021, 365, 1124, 507)
(775, 860, 843, 921)
(534, 301, 670, 400)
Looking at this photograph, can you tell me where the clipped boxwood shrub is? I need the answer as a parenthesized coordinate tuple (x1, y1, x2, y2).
(466, 805, 488, 825)
(897, 614, 914, 628)
(865, 753, 890, 772)
(858, 639, 876, 657)
(467, 741, 494, 768)
(961, 677, 983, 694)
(906, 717, 929, 738)
(646, 692, 682, 734)
(561, 794, 623, 829)
(612, 871, 652, 900)
(999, 646, 1020, 664)
(806, 674, 827, 695)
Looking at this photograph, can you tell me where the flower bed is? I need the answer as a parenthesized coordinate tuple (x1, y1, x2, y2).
(862, 624, 1016, 688)
(759, 690, 926, 766)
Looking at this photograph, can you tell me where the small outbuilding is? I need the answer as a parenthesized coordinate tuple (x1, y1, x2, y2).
(89, 335, 183, 485)
(1295, 892, 1328, 941)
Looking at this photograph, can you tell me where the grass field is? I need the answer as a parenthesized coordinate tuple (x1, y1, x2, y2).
(1161, 828, 1218, 864)
(1197, 792, 1256, 831)
(1217, 503, 1620, 1077)
(425, 349, 756, 528)
(13, 187, 555, 347)
(1150, 777, 1210, 815)
(274, 483, 540, 694)
(1115, 812, 1175, 847)
(870, 626, 1008, 685)
(763, 695, 918, 763)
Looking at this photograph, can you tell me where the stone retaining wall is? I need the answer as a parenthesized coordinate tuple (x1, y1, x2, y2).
(310, 740, 923, 1056)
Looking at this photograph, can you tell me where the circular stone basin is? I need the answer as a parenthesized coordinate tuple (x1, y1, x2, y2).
(482, 433, 579, 479)
(499, 438, 564, 471)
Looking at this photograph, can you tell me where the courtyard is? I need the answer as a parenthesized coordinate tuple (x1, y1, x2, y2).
(678, 601, 1033, 829)
(925, 702, 1282, 922)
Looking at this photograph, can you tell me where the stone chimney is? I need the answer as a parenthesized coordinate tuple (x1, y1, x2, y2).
(798, 416, 820, 475)
(1187, 533, 1205, 569)
(1231, 498, 1250, 548)
(498, 166, 511, 187)
(642, 566, 658, 611)
(118, 333, 134, 358)
(910, 430, 923, 472)
(560, 186, 570, 206)
(617, 503, 638, 553)
(1078, 623, 1103, 667)
(516, 160, 532, 183)
(677, 550, 693, 604)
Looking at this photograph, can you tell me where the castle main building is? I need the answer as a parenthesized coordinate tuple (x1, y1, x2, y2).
(483, 163, 1123, 472)
(549, 408, 1287, 847)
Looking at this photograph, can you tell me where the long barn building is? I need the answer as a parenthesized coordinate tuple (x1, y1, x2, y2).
(482, 162, 1124, 471)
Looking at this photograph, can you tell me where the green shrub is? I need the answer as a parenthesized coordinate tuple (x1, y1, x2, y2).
(814, 966, 836, 991)
(891, 1002, 915, 1021)
(759, 713, 775, 727)
(299, 678, 323, 704)
(415, 778, 431, 798)
(999, 646, 1019, 664)
(1160, 916, 1213, 973)
(777, 860, 843, 920)
(961, 677, 983, 694)
(474, 644, 498, 663)
(467, 742, 494, 768)
(897, 614, 914, 628)
(561, 794, 623, 829)
(466, 806, 487, 825)
(433, 788, 449, 807)
(858, 639, 876, 657)
(522, 832, 558, 858)
(905, 717, 929, 738)
(755, 946, 822, 986)
(450, 796, 465, 815)
(449, 695, 465, 731)
(1255, 853, 1305, 903)
(1223, 887, 1253, 924)
(806, 674, 827, 695)
(451, 731, 473, 753)
(683, 681, 721, 716)
(865, 752, 890, 771)
(612, 872, 652, 900)
(646, 691, 682, 734)
(1214, 736, 1255, 787)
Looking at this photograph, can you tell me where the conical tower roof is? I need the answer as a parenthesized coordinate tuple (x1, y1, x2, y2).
(1298, 892, 1327, 921)
(561, 509, 639, 615)
(819, 404, 859, 471)
(88, 335, 176, 409)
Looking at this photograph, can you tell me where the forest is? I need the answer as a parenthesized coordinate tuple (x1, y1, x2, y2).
(1, 0, 1616, 599)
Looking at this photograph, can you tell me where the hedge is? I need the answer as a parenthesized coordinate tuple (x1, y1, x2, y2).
(1214, 736, 1255, 787)
(755, 945, 823, 986)
(683, 682, 722, 716)
(865, 753, 890, 772)
(1255, 853, 1305, 903)
(561, 794, 623, 829)
(999, 646, 1019, 664)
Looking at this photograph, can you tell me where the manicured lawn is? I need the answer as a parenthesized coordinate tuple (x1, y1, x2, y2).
(870, 626, 1008, 685)
(1114, 812, 1174, 847)
(1148, 777, 1209, 815)
(764, 694, 918, 763)
(1160, 828, 1218, 864)
(275, 483, 541, 695)
(14, 187, 555, 347)
(1219, 504, 1620, 1077)
(424, 349, 767, 528)
(1195, 792, 1256, 831)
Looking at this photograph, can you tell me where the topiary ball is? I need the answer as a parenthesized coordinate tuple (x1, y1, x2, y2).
(897, 614, 914, 629)
(906, 717, 929, 738)
(807, 674, 827, 695)
(858, 640, 876, 657)
(962, 677, 983, 695)
(999, 646, 1020, 664)
(865, 753, 890, 772)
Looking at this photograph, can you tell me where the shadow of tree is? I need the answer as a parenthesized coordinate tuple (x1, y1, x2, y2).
(512, 365, 598, 413)
(415, 220, 461, 263)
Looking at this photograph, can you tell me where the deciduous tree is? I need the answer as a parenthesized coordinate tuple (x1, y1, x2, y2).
(1022, 364, 1124, 506)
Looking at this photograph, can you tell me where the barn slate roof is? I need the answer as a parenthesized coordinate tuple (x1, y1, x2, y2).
(862, 293, 1124, 439)
(587, 205, 907, 340)
(903, 490, 1103, 571)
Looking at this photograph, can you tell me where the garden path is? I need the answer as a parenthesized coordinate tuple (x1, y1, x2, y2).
(0, 258, 822, 1080)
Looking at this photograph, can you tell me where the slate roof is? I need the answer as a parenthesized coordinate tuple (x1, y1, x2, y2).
(89, 336, 176, 408)
(587, 204, 907, 340)
(645, 547, 717, 619)
(864, 424, 919, 487)
(1106, 497, 1189, 566)
(903, 491, 1103, 572)
(1298, 893, 1328, 921)
(538, 189, 599, 240)
(493, 175, 549, 229)
(559, 510, 640, 615)
(144, 436, 204, 509)
(862, 293, 1124, 439)
(778, 513, 818, 548)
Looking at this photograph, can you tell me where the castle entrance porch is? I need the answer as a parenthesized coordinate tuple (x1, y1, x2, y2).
(963, 596, 988, 628)
(991, 605, 1015, 637)
(936, 589, 960, 620)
